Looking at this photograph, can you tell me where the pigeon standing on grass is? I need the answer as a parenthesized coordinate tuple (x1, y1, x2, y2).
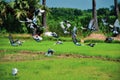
(87, 43, 96, 47)
(44, 32, 59, 38)
(8, 34, 23, 46)
(105, 37, 113, 43)
(12, 68, 18, 76)
(45, 49, 54, 56)
(56, 40, 63, 44)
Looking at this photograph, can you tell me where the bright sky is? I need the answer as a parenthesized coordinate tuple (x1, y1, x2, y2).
(6, 0, 120, 10)
(46, 0, 120, 10)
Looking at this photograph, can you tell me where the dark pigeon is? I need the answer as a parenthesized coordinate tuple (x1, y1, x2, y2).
(87, 43, 96, 47)
(45, 49, 54, 56)
(8, 34, 23, 46)
(72, 26, 81, 46)
(105, 37, 113, 43)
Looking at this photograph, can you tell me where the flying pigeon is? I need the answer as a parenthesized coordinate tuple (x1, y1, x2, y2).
(102, 18, 108, 26)
(88, 19, 95, 31)
(114, 19, 120, 29)
(60, 21, 71, 34)
(34, 9, 45, 16)
(72, 26, 81, 46)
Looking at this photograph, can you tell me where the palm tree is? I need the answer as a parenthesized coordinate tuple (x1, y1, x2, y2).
(42, 0, 46, 28)
(92, 0, 99, 31)
(14, 0, 29, 19)
(0, 1, 8, 20)
(0, 1, 7, 27)
(114, 0, 119, 19)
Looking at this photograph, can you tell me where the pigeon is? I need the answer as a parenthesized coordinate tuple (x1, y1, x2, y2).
(87, 43, 96, 47)
(45, 49, 54, 56)
(12, 68, 18, 76)
(8, 34, 23, 46)
(56, 41, 63, 44)
(72, 26, 81, 46)
(105, 37, 113, 43)
(60, 21, 71, 34)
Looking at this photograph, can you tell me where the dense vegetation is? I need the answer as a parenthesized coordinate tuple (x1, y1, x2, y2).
(0, 0, 120, 37)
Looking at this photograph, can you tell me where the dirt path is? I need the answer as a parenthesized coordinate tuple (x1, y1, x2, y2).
(0, 51, 120, 62)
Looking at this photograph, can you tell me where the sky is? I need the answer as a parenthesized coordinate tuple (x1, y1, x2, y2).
(6, 0, 120, 10)
(46, 0, 120, 10)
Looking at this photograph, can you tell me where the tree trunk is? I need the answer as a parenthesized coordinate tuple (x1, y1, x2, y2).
(92, 0, 99, 31)
(114, 0, 119, 19)
(42, 0, 47, 28)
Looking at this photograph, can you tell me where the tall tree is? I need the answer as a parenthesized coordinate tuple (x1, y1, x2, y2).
(42, 0, 46, 28)
(114, 0, 119, 18)
(92, 0, 99, 31)
(0, 1, 8, 20)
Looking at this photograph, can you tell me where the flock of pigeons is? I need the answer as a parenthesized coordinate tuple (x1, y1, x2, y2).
(9, 8, 120, 76)
(8, 8, 120, 48)
(8, 8, 120, 47)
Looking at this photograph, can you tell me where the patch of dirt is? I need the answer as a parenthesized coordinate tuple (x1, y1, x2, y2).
(0, 51, 45, 62)
(84, 33, 120, 41)
(57, 54, 120, 62)
(113, 34, 120, 41)
(20, 51, 44, 55)
(84, 33, 106, 40)
(0, 51, 120, 62)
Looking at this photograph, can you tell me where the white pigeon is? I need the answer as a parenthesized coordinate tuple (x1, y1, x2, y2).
(12, 68, 18, 76)
(102, 18, 108, 26)
(44, 32, 53, 37)
(33, 35, 43, 41)
(114, 19, 120, 28)
(88, 19, 94, 30)
(60, 21, 65, 30)
(38, 9, 45, 16)
(66, 22, 71, 29)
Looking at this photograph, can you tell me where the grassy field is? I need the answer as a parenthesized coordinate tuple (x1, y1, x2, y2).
(0, 37, 120, 59)
(0, 58, 120, 80)
(0, 36, 120, 80)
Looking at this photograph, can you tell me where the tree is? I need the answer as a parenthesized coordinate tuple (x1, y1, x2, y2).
(92, 0, 99, 31)
(0, 0, 42, 33)
(42, 0, 47, 28)
(0, 1, 8, 20)
(114, 0, 119, 18)
(14, 0, 29, 19)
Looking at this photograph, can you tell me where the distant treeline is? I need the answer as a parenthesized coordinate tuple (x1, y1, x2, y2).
(0, 0, 120, 37)
(47, 6, 119, 36)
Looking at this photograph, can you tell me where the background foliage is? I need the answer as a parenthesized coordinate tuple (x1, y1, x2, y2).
(0, 0, 120, 37)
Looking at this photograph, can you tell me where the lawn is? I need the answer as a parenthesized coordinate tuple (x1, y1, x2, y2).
(0, 37, 120, 59)
(0, 36, 120, 80)
(0, 58, 120, 80)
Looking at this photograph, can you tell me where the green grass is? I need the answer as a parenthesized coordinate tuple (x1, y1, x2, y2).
(0, 58, 120, 80)
(0, 37, 120, 80)
(0, 37, 120, 59)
